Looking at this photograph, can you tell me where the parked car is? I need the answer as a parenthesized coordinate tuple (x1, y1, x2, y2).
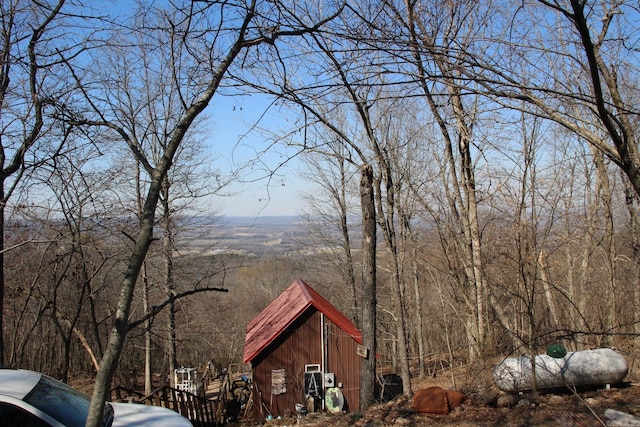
(0, 367, 193, 427)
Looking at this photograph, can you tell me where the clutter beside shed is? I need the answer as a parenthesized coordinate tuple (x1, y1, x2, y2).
(412, 386, 466, 415)
(174, 366, 198, 394)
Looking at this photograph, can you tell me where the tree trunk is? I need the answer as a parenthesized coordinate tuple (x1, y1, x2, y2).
(142, 261, 152, 395)
(538, 252, 559, 329)
(136, 159, 153, 395)
(411, 245, 425, 379)
(161, 177, 178, 384)
(0, 183, 5, 366)
(339, 158, 359, 326)
(591, 146, 617, 345)
(372, 169, 412, 396)
(624, 179, 640, 350)
(86, 176, 161, 427)
(359, 164, 377, 412)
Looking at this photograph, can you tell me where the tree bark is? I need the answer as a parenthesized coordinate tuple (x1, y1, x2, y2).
(410, 242, 425, 379)
(142, 261, 152, 395)
(86, 174, 162, 427)
(359, 163, 377, 412)
(161, 177, 178, 385)
(0, 0, 66, 364)
(374, 175, 412, 396)
(338, 158, 359, 327)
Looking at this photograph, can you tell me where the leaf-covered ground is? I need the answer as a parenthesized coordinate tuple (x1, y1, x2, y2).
(277, 383, 640, 427)
(256, 359, 640, 427)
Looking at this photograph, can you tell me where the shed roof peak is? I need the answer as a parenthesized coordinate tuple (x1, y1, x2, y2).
(243, 278, 362, 364)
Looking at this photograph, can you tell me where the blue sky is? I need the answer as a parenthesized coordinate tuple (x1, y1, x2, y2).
(206, 94, 311, 217)
(98, 0, 312, 217)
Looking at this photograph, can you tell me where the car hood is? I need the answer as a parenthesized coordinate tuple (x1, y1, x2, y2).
(110, 402, 192, 427)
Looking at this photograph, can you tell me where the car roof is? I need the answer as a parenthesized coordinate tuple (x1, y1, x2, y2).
(0, 368, 42, 400)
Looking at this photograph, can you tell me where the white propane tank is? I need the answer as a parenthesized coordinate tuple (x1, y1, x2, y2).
(494, 348, 628, 393)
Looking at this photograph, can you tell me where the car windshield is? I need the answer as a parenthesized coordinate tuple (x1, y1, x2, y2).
(23, 375, 113, 427)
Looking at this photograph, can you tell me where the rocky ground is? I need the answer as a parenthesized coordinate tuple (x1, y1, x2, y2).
(252, 360, 640, 427)
(257, 383, 640, 427)
(79, 353, 640, 426)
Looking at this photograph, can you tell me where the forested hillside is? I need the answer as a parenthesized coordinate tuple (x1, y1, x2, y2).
(2, 1, 640, 423)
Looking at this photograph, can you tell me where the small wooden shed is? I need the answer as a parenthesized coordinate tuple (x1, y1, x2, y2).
(243, 279, 362, 417)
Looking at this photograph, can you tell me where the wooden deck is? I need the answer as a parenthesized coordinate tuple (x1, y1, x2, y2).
(109, 362, 252, 426)
(202, 363, 253, 421)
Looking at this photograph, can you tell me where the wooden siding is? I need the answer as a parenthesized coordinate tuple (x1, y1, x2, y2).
(250, 309, 361, 417)
(325, 318, 361, 412)
(252, 308, 323, 417)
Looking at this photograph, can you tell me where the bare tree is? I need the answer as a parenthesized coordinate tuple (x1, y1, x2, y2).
(98, 23, 225, 390)
(371, 0, 497, 361)
(5, 149, 125, 376)
(359, 163, 377, 410)
(0, 0, 92, 365)
(44, 154, 117, 381)
(234, 5, 417, 387)
(300, 141, 361, 324)
(60, 2, 344, 425)
(252, 13, 416, 394)
(454, 2, 640, 197)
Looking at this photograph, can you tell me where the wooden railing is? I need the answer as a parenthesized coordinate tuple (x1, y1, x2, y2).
(109, 363, 253, 425)
(200, 360, 220, 393)
(111, 385, 221, 426)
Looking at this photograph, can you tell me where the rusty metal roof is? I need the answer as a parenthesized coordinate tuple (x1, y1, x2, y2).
(243, 278, 362, 364)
